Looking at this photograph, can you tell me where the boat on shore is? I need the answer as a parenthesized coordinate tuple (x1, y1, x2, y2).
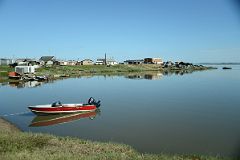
(28, 97, 100, 114)
(8, 72, 21, 80)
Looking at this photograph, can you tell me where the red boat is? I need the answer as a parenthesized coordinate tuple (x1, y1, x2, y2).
(28, 97, 100, 114)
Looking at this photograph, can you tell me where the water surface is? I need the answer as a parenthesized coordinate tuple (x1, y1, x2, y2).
(1, 66, 240, 157)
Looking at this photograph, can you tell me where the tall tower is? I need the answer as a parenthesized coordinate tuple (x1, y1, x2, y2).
(104, 53, 107, 65)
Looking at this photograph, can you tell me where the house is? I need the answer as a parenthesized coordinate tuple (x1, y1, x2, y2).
(39, 56, 55, 66)
(15, 66, 35, 74)
(13, 59, 40, 68)
(27, 60, 40, 66)
(81, 59, 94, 65)
(124, 59, 144, 65)
(106, 59, 118, 65)
(67, 60, 77, 66)
(15, 59, 32, 66)
(163, 61, 174, 67)
(144, 58, 163, 64)
(59, 60, 68, 66)
(95, 58, 118, 65)
(0, 58, 14, 65)
(95, 59, 105, 65)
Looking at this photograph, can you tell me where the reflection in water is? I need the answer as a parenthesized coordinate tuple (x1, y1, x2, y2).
(125, 72, 163, 80)
(2, 79, 57, 88)
(0, 70, 204, 88)
(29, 110, 100, 127)
(163, 69, 196, 76)
(9, 81, 43, 88)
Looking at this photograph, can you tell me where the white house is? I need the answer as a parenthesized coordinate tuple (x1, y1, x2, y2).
(15, 66, 35, 74)
(95, 58, 118, 65)
(59, 61, 68, 66)
(0, 58, 14, 65)
(39, 56, 55, 66)
(81, 59, 94, 65)
(106, 59, 118, 65)
(95, 59, 104, 65)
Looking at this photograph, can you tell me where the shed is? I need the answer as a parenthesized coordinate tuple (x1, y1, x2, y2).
(0, 58, 14, 65)
(144, 58, 163, 64)
(124, 59, 144, 65)
(81, 59, 94, 65)
(15, 66, 35, 74)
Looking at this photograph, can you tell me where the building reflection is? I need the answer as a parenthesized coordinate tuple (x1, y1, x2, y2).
(125, 72, 163, 80)
(8, 81, 43, 88)
(0, 70, 199, 88)
(162, 69, 195, 76)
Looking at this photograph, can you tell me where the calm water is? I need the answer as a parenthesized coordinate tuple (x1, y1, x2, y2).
(1, 66, 240, 157)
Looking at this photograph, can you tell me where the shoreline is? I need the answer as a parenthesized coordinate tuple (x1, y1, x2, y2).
(0, 64, 216, 84)
(0, 117, 21, 133)
(0, 117, 227, 160)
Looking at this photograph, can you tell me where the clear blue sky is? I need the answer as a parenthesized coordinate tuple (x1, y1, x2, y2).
(0, 0, 239, 62)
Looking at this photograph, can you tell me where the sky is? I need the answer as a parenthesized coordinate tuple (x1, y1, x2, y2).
(0, 0, 240, 62)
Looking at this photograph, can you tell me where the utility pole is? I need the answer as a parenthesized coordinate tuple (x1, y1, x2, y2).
(104, 53, 107, 65)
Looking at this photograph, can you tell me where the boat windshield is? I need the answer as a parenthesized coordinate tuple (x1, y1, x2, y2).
(51, 101, 62, 107)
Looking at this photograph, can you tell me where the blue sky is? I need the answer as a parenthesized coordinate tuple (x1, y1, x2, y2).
(0, 0, 239, 62)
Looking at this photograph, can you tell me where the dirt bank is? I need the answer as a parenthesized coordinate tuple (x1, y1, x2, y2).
(0, 117, 20, 133)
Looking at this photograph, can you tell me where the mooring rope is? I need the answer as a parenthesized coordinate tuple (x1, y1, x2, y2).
(0, 111, 31, 117)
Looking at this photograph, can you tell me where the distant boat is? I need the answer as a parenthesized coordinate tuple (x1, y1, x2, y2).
(28, 97, 101, 114)
(222, 67, 232, 69)
(8, 72, 21, 80)
(29, 111, 98, 127)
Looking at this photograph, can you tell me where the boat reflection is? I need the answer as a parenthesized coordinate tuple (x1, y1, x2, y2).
(29, 110, 100, 127)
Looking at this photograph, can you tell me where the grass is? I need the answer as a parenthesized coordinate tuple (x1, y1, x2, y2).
(0, 64, 215, 84)
(0, 65, 14, 77)
(0, 118, 230, 160)
(35, 64, 162, 76)
(0, 64, 213, 79)
(35, 64, 213, 77)
(0, 131, 227, 160)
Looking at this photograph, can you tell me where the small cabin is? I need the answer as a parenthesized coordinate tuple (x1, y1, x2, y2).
(81, 59, 94, 65)
(0, 58, 14, 65)
(124, 59, 144, 65)
(15, 66, 35, 74)
(144, 58, 163, 64)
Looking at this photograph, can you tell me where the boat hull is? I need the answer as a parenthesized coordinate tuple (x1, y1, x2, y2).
(28, 105, 97, 114)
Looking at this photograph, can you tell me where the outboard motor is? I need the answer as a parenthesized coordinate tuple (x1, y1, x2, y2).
(88, 97, 101, 108)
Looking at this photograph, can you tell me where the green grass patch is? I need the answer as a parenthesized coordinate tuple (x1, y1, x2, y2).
(0, 65, 14, 78)
(0, 125, 229, 160)
(35, 64, 162, 77)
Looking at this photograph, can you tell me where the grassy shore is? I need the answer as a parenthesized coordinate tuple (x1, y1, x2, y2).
(35, 64, 212, 75)
(35, 64, 163, 76)
(0, 118, 229, 160)
(0, 64, 214, 83)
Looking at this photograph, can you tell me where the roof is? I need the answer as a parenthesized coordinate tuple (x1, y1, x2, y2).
(97, 58, 116, 62)
(124, 59, 144, 62)
(39, 56, 55, 62)
(81, 59, 93, 62)
(0, 58, 13, 61)
(15, 58, 32, 62)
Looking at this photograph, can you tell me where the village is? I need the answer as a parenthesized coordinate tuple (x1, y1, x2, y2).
(0, 55, 165, 67)
(0, 55, 212, 88)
